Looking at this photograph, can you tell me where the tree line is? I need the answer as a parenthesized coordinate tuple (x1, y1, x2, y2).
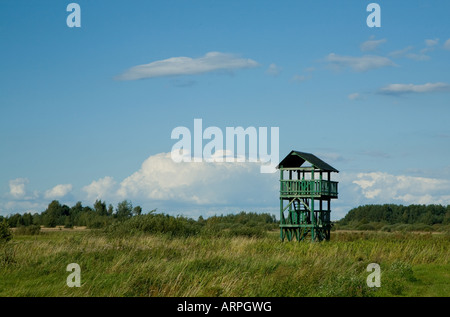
(4, 201, 450, 233)
(0, 199, 143, 229)
(0, 200, 278, 233)
(338, 204, 450, 227)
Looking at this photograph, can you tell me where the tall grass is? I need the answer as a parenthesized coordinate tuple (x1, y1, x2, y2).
(1, 230, 448, 297)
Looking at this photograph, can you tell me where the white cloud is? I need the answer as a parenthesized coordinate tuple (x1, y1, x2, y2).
(444, 39, 450, 50)
(425, 38, 439, 47)
(388, 46, 414, 58)
(314, 152, 344, 163)
(116, 152, 277, 206)
(44, 184, 72, 199)
(419, 39, 439, 56)
(388, 46, 430, 61)
(348, 93, 362, 100)
(76, 152, 279, 218)
(82, 176, 117, 202)
(0, 200, 46, 216)
(9, 178, 28, 198)
(291, 74, 310, 83)
(406, 52, 430, 61)
(265, 63, 281, 76)
(115, 52, 260, 80)
(352, 172, 450, 205)
(2, 178, 44, 215)
(325, 53, 396, 72)
(379, 82, 450, 95)
(360, 38, 387, 52)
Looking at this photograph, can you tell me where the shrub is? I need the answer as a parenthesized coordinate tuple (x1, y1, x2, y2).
(103, 211, 276, 239)
(356, 223, 376, 231)
(227, 225, 266, 238)
(0, 220, 14, 267)
(407, 223, 433, 232)
(14, 225, 41, 236)
(104, 213, 202, 238)
(0, 220, 12, 243)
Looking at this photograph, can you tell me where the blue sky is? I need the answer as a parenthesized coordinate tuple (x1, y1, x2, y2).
(1, 1, 450, 220)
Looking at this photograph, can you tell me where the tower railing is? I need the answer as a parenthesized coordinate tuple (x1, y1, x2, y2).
(280, 180, 338, 197)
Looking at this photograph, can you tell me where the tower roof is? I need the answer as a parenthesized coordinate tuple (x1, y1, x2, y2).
(277, 150, 339, 172)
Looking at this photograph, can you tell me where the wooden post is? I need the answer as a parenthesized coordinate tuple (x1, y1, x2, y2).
(280, 167, 284, 241)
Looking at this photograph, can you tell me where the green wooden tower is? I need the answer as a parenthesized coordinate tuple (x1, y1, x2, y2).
(277, 151, 339, 242)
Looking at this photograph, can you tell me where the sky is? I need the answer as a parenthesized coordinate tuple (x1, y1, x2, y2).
(1, 0, 450, 220)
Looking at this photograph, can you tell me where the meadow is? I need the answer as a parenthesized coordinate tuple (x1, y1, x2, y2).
(1, 228, 448, 297)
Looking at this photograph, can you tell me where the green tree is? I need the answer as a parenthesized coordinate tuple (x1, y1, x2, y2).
(0, 220, 12, 243)
(107, 204, 114, 217)
(94, 200, 107, 216)
(22, 213, 33, 226)
(69, 202, 83, 226)
(42, 200, 62, 227)
(64, 216, 74, 228)
(7, 213, 23, 227)
(133, 206, 142, 216)
(71, 201, 83, 214)
(116, 200, 133, 220)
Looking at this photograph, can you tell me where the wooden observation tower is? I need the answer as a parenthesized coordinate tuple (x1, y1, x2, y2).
(277, 151, 339, 242)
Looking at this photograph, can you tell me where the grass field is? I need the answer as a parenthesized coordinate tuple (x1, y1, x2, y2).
(0, 229, 449, 297)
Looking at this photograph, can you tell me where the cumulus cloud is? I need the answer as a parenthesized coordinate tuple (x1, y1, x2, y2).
(75, 152, 280, 218)
(379, 82, 450, 95)
(352, 172, 450, 205)
(116, 152, 277, 206)
(115, 52, 260, 80)
(2, 178, 45, 215)
(77, 152, 278, 213)
(360, 38, 387, 52)
(325, 53, 396, 72)
(82, 176, 117, 201)
(44, 184, 72, 199)
(0, 200, 46, 216)
(9, 178, 28, 198)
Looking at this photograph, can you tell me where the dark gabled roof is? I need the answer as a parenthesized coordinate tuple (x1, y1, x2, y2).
(277, 150, 339, 172)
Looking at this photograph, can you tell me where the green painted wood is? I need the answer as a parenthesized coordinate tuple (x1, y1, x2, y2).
(278, 151, 338, 242)
(279, 180, 338, 197)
